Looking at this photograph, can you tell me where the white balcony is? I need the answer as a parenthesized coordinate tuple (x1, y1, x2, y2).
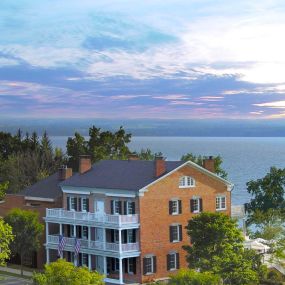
(47, 235, 140, 254)
(45, 208, 139, 228)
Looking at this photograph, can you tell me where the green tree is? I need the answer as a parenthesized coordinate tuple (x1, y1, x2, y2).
(134, 149, 163, 160)
(4, 208, 44, 275)
(246, 167, 285, 225)
(0, 218, 14, 266)
(67, 126, 132, 170)
(169, 269, 221, 285)
(32, 259, 104, 285)
(0, 181, 9, 200)
(180, 153, 227, 179)
(183, 212, 259, 284)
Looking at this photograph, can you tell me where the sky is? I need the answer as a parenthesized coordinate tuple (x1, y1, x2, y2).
(1, 0, 285, 119)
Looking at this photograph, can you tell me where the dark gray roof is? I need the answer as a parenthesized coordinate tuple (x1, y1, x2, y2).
(61, 160, 184, 191)
(21, 172, 62, 200)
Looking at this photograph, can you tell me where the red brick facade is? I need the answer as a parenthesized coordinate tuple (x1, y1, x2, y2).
(139, 164, 231, 283)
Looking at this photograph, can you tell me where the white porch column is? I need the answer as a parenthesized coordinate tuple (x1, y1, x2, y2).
(88, 254, 92, 270)
(119, 229, 122, 254)
(59, 223, 63, 235)
(88, 226, 91, 248)
(103, 228, 106, 250)
(119, 258, 123, 284)
(45, 221, 49, 243)
(103, 256, 107, 275)
(46, 248, 50, 264)
(73, 224, 76, 237)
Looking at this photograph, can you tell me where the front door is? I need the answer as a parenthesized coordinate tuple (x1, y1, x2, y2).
(94, 199, 105, 214)
(95, 255, 104, 274)
(95, 228, 104, 242)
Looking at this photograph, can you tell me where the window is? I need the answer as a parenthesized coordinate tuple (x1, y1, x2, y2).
(127, 201, 135, 215)
(127, 257, 136, 274)
(169, 200, 182, 215)
(127, 229, 136, 243)
(179, 176, 195, 188)
(82, 253, 88, 267)
(112, 200, 121, 215)
(70, 197, 76, 211)
(115, 258, 120, 271)
(216, 196, 226, 210)
(81, 198, 88, 212)
(82, 226, 88, 240)
(190, 198, 202, 213)
(143, 256, 156, 275)
(114, 230, 119, 243)
(70, 225, 75, 237)
(170, 225, 182, 242)
(167, 253, 180, 271)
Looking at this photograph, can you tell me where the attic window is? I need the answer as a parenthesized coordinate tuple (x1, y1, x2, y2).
(179, 176, 195, 188)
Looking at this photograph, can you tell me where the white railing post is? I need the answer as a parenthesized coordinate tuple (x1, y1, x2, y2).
(119, 229, 122, 254)
(88, 226, 91, 248)
(103, 228, 106, 250)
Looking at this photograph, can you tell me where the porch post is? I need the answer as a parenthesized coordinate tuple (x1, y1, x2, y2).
(45, 221, 49, 243)
(103, 256, 107, 275)
(119, 229, 122, 254)
(88, 254, 92, 270)
(103, 228, 106, 250)
(88, 226, 91, 248)
(119, 258, 123, 284)
(59, 223, 63, 235)
(46, 248, 50, 264)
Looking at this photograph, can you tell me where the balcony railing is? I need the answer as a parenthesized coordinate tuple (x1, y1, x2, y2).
(46, 208, 139, 226)
(47, 235, 139, 253)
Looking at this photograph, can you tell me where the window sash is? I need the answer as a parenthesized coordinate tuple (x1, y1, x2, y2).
(82, 226, 88, 239)
(127, 202, 134, 215)
(82, 198, 87, 212)
(172, 226, 179, 241)
(193, 198, 200, 212)
(169, 253, 176, 270)
(216, 196, 226, 210)
(114, 201, 120, 215)
(172, 200, 178, 214)
(179, 176, 195, 187)
(82, 253, 88, 266)
(70, 197, 76, 211)
(145, 257, 153, 274)
(114, 230, 119, 243)
(115, 258, 119, 271)
(128, 258, 134, 273)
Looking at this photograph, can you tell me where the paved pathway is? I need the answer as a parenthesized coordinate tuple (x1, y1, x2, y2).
(0, 274, 32, 285)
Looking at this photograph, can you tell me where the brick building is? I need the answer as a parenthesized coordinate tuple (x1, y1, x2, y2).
(45, 156, 233, 284)
(0, 168, 70, 268)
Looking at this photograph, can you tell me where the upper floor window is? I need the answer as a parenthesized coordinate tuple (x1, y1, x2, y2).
(216, 196, 226, 210)
(190, 197, 203, 213)
(81, 197, 88, 212)
(170, 224, 182, 243)
(111, 200, 122, 215)
(126, 201, 135, 215)
(169, 200, 182, 215)
(179, 176, 195, 188)
(70, 197, 77, 211)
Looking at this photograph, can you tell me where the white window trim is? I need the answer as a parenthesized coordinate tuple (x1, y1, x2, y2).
(70, 196, 76, 211)
(128, 258, 135, 274)
(145, 256, 154, 275)
(113, 200, 121, 215)
(81, 253, 88, 266)
(179, 176, 196, 188)
(192, 197, 201, 213)
(171, 200, 179, 215)
(81, 197, 88, 212)
(127, 229, 135, 243)
(82, 226, 88, 240)
(172, 225, 181, 243)
(216, 196, 227, 211)
(126, 201, 134, 215)
(169, 252, 177, 271)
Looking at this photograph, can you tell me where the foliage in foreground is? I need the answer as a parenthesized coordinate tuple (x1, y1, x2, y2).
(169, 269, 221, 285)
(0, 218, 14, 266)
(33, 259, 105, 285)
(184, 212, 262, 284)
(0, 181, 9, 200)
(4, 208, 44, 275)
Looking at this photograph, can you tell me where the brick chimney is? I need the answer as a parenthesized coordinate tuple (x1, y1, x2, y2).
(58, 165, 73, 180)
(128, 153, 139, 161)
(155, 156, 166, 177)
(79, 155, 92, 174)
(203, 156, 215, 173)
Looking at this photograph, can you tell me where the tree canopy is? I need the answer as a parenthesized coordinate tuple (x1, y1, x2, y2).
(0, 218, 14, 266)
(246, 167, 285, 225)
(4, 208, 44, 275)
(66, 126, 131, 170)
(180, 153, 227, 179)
(33, 259, 104, 285)
(183, 212, 260, 284)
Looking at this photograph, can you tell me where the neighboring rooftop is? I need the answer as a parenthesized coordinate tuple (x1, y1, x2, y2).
(21, 172, 62, 200)
(61, 160, 184, 191)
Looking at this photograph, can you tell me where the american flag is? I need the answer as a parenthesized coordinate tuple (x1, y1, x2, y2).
(57, 235, 66, 257)
(74, 238, 81, 257)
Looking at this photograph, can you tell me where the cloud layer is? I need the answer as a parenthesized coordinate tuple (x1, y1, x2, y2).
(1, 0, 285, 119)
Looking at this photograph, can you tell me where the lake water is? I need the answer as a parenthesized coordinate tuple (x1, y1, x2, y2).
(50, 136, 285, 206)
